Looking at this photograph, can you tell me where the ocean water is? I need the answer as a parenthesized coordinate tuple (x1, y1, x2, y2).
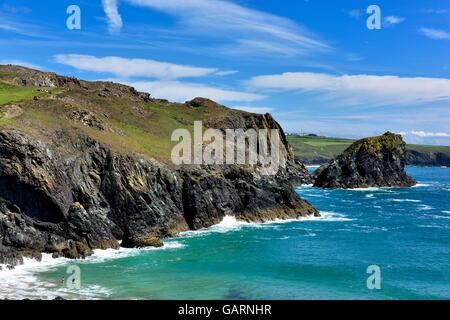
(1, 166, 449, 300)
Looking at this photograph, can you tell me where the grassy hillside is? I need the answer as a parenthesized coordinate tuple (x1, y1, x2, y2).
(0, 66, 237, 162)
(0, 65, 281, 164)
(287, 135, 450, 164)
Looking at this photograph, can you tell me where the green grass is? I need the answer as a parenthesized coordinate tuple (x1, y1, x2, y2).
(287, 135, 450, 163)
(0, 82, 233, 162)
(287, 135, 354, 162)
(0, 83, 45, 106)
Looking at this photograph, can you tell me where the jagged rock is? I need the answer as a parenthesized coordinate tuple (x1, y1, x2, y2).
(68, 110, 105, 130)
(0, 66, 317, 265)
(314, 132, 416, 189)
(2, 105, 24, 119)
(0, 125, 317, 265)
(407, 150, 450, 167)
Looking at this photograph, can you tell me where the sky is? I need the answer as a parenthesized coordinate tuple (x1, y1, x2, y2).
(1, 0, 450, 145)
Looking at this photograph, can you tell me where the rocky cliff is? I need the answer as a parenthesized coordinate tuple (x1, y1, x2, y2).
(407, 150, 450, 167)
(0, 65, 316, 266)
(313, 132, 416, 189)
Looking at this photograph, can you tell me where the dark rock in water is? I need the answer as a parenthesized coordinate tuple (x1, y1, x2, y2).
(314, 132, 416, 189)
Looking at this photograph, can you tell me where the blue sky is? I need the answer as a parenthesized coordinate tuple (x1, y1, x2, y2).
(1, 0, 450, 145)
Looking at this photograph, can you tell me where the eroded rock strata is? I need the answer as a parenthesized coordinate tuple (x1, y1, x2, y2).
(0, 65, 316, 266)
(313, 132, 416, 189)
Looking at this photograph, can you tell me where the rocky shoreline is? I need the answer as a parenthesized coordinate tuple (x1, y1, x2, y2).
(0, 65, 317, 267)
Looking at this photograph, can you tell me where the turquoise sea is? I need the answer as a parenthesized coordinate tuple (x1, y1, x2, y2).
(1, 166, 449, 300)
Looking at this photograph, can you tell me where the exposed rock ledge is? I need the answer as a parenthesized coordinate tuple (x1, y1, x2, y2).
(0, 129, 317, 266)
(313, 132, 416, 189)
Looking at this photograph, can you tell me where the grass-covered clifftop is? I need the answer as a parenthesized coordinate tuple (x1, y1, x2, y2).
(287, 134, 450, 166)
(0, 65, 235, 162)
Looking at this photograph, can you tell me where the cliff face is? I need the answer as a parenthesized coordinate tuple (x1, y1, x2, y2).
(0, 65, 316, 266)
(407, 150, 450, 167)
(313, 132, 416, 189)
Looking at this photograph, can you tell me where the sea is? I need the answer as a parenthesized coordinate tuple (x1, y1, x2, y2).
(1, 166, 449, 300)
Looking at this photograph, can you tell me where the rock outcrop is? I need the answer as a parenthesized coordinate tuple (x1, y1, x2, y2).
(0, 128, 317, 266)
(313, 132, 416, 189)
(0, 65, 317, 266)
(407, 150, 450, 167)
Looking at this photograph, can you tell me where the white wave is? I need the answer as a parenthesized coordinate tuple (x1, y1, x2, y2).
(179, 211, 354, 239)
(179, 216, 252, 238)
(0, 253, 73, 300)
(306, 165, 320, 169)
(304, 194, 325, 198)
(348, 187, 382, 192)
(86, 241, 185, 263)
(418, 205, 434, 211)
(428, 215, 450, 220)
(350, 224, 388, 233)
(0, 240, 185, 299)
(418, 224, 450, 230)
(297, 184, 313, 188)
(391, 199, 421, 203)
(365, 194, 375, 198)
(413, 183, 431, 188)
(348, 187, 396, 192)
(442, 211, 450, 215)
(305, 211, 354, 222)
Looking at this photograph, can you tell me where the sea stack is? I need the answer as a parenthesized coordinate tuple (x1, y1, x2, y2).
(313, 132, 416, 189)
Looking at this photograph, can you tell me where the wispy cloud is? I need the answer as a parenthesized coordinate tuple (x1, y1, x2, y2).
(232, 106, 274, 114)
(398, 131, 450, 138)
(102, 0, 123, 34)
(424, 9, 450, 15)
(420, 27, 450, 40)
(54, 54, 217, 79)
(384, 16, 405, 26)
(0, 13, 49, 37)
(114, 79, 265, 103)
(0, 23, 21, 33)
(215, 70, 239, 76)
(246, 72, 450, 107)
(122, 0, 330, 57)
(1, 4, 32, 14)
(348, 9, 362, 20)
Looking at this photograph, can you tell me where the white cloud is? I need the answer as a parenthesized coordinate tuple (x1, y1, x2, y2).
(384, 16, 405, 26)
(424, 9, 450, 15)
(420, 27, 450, 40)
(102, 0, 123, 34)
(123, 0, 330, 56)
(115, 80, 266, 103)
(0, 23, 20, 32)
(54, 54, 217, 79)
(215, 70, 239, 76)
(348, 9, 362, 20)
(399, 131, 450, 138)
(246, 72, 450, 107)
(1, 4, 32, 14)
(232, 106, 274, 114)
